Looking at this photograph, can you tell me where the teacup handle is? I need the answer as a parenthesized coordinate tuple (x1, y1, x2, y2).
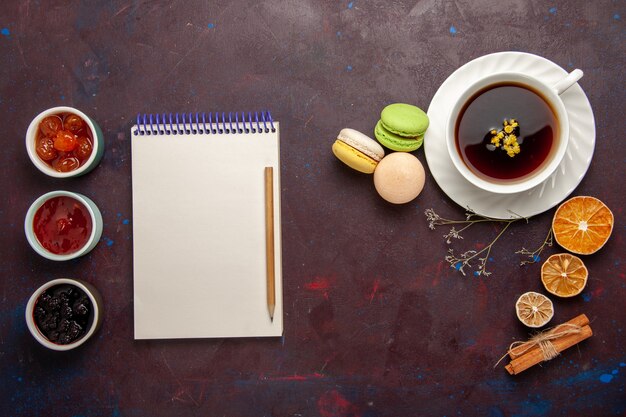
(552, 69, 583, 95)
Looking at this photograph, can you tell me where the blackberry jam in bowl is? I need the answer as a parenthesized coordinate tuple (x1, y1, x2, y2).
(25, 278, 103, 351)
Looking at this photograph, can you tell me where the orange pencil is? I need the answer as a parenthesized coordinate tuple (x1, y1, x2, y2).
(264, 167, 275, 321)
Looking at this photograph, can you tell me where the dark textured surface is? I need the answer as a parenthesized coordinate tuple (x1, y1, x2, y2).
(1, 1, 625, 416)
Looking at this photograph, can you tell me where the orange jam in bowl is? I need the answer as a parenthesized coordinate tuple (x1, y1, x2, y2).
(25, 191, 103, 261)
(33, 195, 93, 255)
(26, 106, 104, 178)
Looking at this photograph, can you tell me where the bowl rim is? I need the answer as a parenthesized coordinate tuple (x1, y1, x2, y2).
(445, 71, 570, 194)
(25, 106, 100, 178)
(24, 190, 101, 261)
(25, 278, 101, 351)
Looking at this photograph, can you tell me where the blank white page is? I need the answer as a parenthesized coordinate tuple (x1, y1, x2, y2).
(131, 122, 282, 339)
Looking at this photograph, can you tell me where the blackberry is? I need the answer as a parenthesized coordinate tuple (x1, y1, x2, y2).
(58, 319, 70, 333)
(58, 332, 73, 344)
(34, 306, 46, 320)
(74, 303, 88, 315)
(67, 321, 83, 341)
(43, 315, 58, 330)
(61, 305, 73, 318)
(46, 296, 61, 311)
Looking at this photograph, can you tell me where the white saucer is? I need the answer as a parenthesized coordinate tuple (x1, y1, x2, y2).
(424, 52, 595, 219)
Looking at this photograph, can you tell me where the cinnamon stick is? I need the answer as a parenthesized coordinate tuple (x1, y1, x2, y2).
(505, 323, 593, 375)
(508, 314, 590, 359)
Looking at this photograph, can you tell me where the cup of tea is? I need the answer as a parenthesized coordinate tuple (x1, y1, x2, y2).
(446, 69, 583, 194)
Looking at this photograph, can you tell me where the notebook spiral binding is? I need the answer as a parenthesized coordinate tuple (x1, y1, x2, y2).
(133, 111, 276, 136)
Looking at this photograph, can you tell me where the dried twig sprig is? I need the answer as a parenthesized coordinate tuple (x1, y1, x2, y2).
(516, 228, 554, 265)
(425, 208, 526, 276)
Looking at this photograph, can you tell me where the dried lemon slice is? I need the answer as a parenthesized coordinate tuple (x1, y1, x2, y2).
(552, 196, 614, 255)
(515, 292, 554, 328)
(541, 253, 588, 298)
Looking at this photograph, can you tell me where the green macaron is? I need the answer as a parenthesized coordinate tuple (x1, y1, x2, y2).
(380, 103, 429, 137)
(374, 103, 429, 152)
(374, 120, 424, 152)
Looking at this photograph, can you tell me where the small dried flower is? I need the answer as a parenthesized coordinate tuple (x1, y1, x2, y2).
(425, 208, 559, 276)
(489, 119, 521, 158)
(425, 207, 525, 276)
(516, 229, 554, 265)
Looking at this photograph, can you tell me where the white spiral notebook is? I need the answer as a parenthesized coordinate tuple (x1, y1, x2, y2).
(131, 111, 283, 339)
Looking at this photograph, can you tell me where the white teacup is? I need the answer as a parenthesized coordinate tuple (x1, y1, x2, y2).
(446, 69, 583, 194)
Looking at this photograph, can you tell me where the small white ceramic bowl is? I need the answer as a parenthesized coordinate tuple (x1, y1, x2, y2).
(25, 106, 104, 177)
(25, 278, 103, 351)
(24, 190, 103, 261)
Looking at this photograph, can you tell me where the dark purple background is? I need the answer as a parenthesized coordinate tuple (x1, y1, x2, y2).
(1, 1, 624, 416)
